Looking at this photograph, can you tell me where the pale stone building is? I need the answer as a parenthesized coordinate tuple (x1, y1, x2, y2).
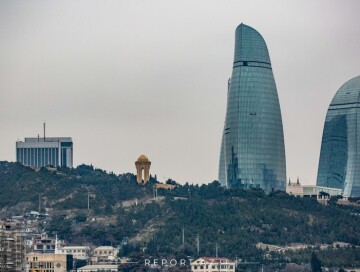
(56, 246, 90, 260)
(91, 246, 118, 264)
(191, 257, 235, 272)
(26, 253, 73, 272)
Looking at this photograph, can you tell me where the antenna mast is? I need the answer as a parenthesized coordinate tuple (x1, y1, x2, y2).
(43, 122, 46, 141)
(196, 235, 200, 255)
(182, 228, 185, 249)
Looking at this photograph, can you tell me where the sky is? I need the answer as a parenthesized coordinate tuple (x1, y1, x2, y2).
(0, 0, 359, 185)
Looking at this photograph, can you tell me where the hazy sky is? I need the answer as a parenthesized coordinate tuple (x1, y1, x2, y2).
(0, 0, 359, 185)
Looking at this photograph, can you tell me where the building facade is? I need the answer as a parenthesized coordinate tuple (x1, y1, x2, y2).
(191, 257, 235, 272)
(26, 253, 73, 272)
(56, 246, 90, 260)
(0, 225, 25, 272)
(316, 75, 360, 197)
(16, 137, 73, 168)
(219, 23, 286, 193)
(33, 233, 63, 254)
(91, 246, 118, 264)
(286, 180, 342, 198)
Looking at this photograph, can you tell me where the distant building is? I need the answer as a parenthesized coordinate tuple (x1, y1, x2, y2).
(56, 246, 90, 260)
(0, 225, 26, 272)
(317, 75, 360, 197)
(154, 183, 175, 190)
(33, 233, 63, 254)
(218, 24, 286, 192)
(286, 178, 342, 198)
(135, 155, 151, 184)
(16, 129, 73, 168)
(77, 264, 118, 272)
(91, 246, 118, 264)
(191, 257, 235, 272)
(26, 253, 73, 272)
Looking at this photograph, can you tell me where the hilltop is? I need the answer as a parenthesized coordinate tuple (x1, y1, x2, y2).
(0, 161, 154, 213)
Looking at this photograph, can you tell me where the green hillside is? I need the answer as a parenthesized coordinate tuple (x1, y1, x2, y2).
(1, 161, 360, 269)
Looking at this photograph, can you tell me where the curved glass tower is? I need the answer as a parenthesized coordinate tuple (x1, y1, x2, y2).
(317, 75, 360, 197)
(218, 24, 286, 193)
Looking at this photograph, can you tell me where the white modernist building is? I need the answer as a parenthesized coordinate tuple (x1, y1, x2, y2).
(286, 179, 342, 198)
(16, 137, 73, 168)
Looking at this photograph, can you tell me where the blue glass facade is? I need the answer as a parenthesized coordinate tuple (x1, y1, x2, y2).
(317, 75, 360, 197)
(218, 24, 286, 193)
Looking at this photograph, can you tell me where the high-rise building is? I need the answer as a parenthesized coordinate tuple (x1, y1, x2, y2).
(317, 75, 360, 197)
(16, 134, 73, 168)
(218, 24, 286, 193)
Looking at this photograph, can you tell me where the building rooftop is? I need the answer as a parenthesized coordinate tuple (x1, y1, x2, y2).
(94, 246, 116, 250)
(136, 154, 150, 162)
(22, 137, 72, 143)
(330, 75, 360, 105)
(78, 264, 118, 270)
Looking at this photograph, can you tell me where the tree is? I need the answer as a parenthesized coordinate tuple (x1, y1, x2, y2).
(311, 252, 322, 272)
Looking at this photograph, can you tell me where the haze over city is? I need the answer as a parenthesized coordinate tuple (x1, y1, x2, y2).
(1, 0, 359, 184)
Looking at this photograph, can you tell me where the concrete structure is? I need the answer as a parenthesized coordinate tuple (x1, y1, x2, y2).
(317, 75, 360, 196)
(135, 155, 151, 184)
(77, 264, 118, 272)
(0, 226, 25, 272)
(219, 23, 286, 193)
(91, 246, 118, 264)
(286, 179, 342, 198)
(56, 246, 90, 260)
(33, 233, 63, 254)
(191, 257, 235, 272)
(26, 253, 73, 272)
(16, 136, 73, 168)
(154, 183, 175, 190)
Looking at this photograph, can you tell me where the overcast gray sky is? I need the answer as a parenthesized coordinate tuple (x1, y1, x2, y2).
(0, 0, 359, 185)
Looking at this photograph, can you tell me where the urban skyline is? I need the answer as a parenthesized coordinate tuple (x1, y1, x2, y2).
(0, 1, 360, 184)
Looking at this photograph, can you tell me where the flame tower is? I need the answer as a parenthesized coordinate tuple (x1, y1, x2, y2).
(218, 24, 286, 193)
(316, 75, 360, 197)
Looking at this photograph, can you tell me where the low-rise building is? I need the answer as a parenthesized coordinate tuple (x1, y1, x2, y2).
(26, 253, 73, 272)
(286, 179, 342, 198)
(154, 183, 176, 190)
(191, 257, 235, 272)
(77, 264, 118, 272)
(56, 246, 90, 260)
(91, 246, 118, 264)
(33, 233, 63, 254)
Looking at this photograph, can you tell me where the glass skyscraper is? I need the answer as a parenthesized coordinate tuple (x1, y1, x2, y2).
(218, 24, 286, 193)
(317, 75, 360, 197)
